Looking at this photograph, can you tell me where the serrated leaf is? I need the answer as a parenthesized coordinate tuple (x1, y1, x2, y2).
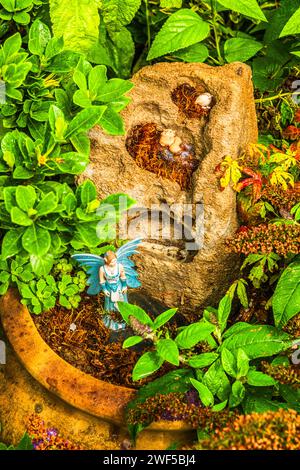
(280, 6, 300, 37)
(49, 0, 100, 53)
(222, 325, 292, 359)
(102, 0, 141, 31)
(273, 262, 300, 328)
(132, 351, 164, 381)
(147, 9, 210, 61)
(188, 352, 219, 369)
(224, 38, 263, 63)
(247, 370, 277, 387)
(153, 308, 178, 330)
(175, 321, 215, 349)
(218, 0, 267, 21)
(157, 338, 179, 366)
(190, 378, 214, 407)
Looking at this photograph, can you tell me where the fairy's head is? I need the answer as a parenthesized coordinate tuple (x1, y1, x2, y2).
(104, 251, 117, 267)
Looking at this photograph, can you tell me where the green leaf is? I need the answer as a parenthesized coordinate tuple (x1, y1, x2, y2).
(236, 348, 249, 379)
(102, 0, 141, 31)
(157, 338, 180, 366)
(36, 193, 58, 216)
(22, 225, 51, 256)
(15, 186, 36, 211)
(224, 38, 263, 63)
(229, 380, 245, 408)
(1, 228, 23, 258)
(2, 33, 22, 61)
(221, 347, 237, 378)
(49, 0, 100, 53)
(188, 352, 219, 369)
(99, 107, 125, 135)
(264, 0, 300, 43)
(218, 294, 232, 333)
(65, 107, 106, 139)
(280, 6, 300, 37)
(11, 207, 33, 226)
(247, 370, 277, 387)
(222, 325, 292, 359)
(190, 378, 214, 407)
(147, 9, 210, 61)
(203, 359, 231, 399)
(273, 262, 300, 328)
(16, 432, 34, 450)
(160, 0, 182, 8)
(153, 308, 178, 329)
(218, 0, 267, 21)
(30, 254, 54, 276)
(123, 336, 143, 348)
(96, 79, 133, 103)
(173, 43, 209, 62)
(212, 400, 228, 412)
(175, 321, 215, 349)
(118, 302, 153, 327)
(28, 20, 51, 56)
(132, 351, 164, 381)
(79, 180, 97, 207)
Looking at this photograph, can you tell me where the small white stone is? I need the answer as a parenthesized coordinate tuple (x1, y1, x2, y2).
(195, 92, 213, 109)
(69, 323, 77, 332)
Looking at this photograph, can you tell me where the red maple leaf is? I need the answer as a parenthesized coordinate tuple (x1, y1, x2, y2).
(235, 167, 263, 202)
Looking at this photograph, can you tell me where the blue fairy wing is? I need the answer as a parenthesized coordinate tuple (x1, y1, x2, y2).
(71, 254, 105, 295)
(116, 239, 142, 288)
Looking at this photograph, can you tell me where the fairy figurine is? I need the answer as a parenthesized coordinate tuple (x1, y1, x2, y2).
(72, 239, 142, 331)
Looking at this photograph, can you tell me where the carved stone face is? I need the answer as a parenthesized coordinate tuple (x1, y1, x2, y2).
(160, 129, 176, 147)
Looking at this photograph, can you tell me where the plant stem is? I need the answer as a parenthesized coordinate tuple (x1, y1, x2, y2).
(144, 0, 151, 52)
(255, 91, 300, 104)
(210, 0, 223, 64)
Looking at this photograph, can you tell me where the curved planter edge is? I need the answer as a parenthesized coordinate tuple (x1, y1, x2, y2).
(0, 290, 194, 440)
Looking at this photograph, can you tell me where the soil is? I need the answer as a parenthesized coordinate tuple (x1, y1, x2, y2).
(33, 295, 175, 389)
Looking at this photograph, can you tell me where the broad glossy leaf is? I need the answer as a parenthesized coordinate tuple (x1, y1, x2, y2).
(15, 186, 36, 211)
(22, 225, 51, 256)
(28, 20, 51, 56)
(148, 9, 210, 60)
(153, 308, 178, 330)
(30, 254, 54, 276)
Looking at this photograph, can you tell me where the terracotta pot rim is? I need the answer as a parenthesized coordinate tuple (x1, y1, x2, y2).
(0, 289, 193, 432)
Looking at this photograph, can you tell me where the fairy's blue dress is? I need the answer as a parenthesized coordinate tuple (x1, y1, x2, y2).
(101, 263, 128, 330)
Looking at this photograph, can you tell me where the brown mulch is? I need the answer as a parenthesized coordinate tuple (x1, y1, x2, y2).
(33, 295, 174, 389)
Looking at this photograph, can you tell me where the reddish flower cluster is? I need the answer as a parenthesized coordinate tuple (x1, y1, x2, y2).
(283, 125, 300, 141)
(226, 223, 300, 257)
(27, 415, 83, 450)
(261, 362, 300, 389)
(200, 409, 300, 450)
(126, 392, 237, 430)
